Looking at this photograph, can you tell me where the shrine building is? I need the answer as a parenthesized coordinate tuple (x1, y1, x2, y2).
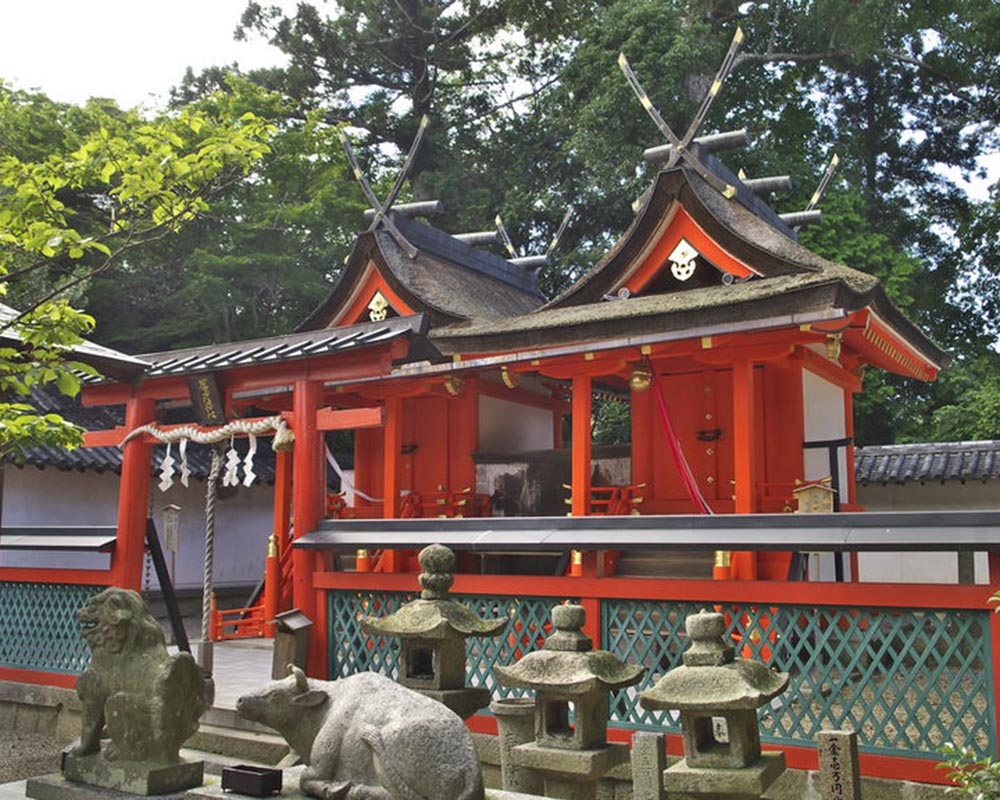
(6, 99, 997, 786)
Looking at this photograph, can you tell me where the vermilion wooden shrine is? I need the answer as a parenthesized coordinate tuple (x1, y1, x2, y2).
(74, 152, 943, 621)
(11, 127, 978, 785)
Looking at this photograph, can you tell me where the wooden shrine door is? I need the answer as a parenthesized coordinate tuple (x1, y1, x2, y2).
(651, 370, 735, 513)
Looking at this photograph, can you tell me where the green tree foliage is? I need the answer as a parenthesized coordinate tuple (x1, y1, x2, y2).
(18, 0, 997, 446)
(0, 82, 274, 450)
(86, 78, 366, 352)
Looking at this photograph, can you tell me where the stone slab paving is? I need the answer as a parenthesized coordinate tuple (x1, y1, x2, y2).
(0, 781, 26, 800)
(208, 639, 274, 710)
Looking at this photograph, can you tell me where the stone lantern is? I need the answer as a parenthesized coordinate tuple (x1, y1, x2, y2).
(639, 610, 788, 800)
(361, 543, 505, 719)
(494, 603, 644, 800)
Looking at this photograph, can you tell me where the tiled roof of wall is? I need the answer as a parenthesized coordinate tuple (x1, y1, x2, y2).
(855, 441, 1000, 484)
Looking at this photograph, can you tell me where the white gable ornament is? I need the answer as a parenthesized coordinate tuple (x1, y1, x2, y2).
(368, 290, 390, 322)
(668, 238, 699, 281)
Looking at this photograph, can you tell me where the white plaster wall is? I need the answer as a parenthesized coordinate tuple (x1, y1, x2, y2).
(1, 467, 118, 571)
(858, 481, 1000, 511)
(801, 370, 848, 501)
(154, 480, 273, 590)
(1, 466, 273, 590)
(478, 395, 554, 453)
(856, 480, 997, 584)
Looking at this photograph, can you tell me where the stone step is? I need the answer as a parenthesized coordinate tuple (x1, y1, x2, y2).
(201, 705, 275, 733)
(180, 745, 295, 776)
(185, 723, 289, 766)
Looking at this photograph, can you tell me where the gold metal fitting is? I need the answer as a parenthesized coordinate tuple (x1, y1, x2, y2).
(444, 375, 465, 396)
(629, 361, 653, 392)
(571, 550, 583, 565)
(267, 534, 278, 558)
(714, 550, 732, 568)
(501, 366, 520, 389)
(826, 332, 843, 361)
(357, 548, 370, 559)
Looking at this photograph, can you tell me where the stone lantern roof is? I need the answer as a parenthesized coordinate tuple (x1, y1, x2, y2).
(641, 610, 788, 712)
(361, 544, 506, 640)
(495, 604, 644, 695)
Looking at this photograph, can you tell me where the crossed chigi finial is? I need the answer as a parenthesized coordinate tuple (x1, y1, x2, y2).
(494, 205, 574, 271)
(619, 28, 745, 200)
(339, 115, 431, 259)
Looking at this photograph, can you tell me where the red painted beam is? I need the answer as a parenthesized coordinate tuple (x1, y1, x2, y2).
(82, 427, 127, 447)
(794, 345, 863, 393)
(0, 568, 112, 585)
(316, 406, 384, 431)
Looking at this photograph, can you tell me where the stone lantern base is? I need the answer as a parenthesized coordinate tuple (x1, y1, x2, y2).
(664, 751, 785, 800)
(511, 742, 630, 800)
(417, 685, 492, 720)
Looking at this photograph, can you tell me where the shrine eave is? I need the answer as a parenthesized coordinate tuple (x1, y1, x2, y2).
(0, 302, 149, 383)
(429, 275, 946, 376)
(545, 168, 832, 309)
(299, 213, 544, 331)
(134, 313, 436, 380)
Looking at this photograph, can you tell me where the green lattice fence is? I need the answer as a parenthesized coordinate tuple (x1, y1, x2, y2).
(328, 589, 995, 760)
(0, 582, 103, 674)
(602, 599, 995, 759)
(328, 590, 572, 699)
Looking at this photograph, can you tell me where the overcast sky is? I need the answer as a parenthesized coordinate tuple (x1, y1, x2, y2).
(0, 0, 295, 109)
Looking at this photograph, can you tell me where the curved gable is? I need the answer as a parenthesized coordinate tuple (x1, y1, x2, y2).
(546, 168, 820, 309)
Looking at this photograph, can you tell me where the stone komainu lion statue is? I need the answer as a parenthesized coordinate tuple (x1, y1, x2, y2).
(73, 587, 205, 764)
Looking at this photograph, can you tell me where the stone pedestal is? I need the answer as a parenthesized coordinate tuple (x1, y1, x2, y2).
(422, 685, 493, 720)
(491, 698, 544, 795)
(26, 774, 193, 800)
(664, 751, 785, 800)
(511, 741, 629, 800)
(59, 751, 204, 796)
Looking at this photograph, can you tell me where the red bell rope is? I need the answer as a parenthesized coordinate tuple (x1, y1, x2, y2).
(651, 375, 714, 515)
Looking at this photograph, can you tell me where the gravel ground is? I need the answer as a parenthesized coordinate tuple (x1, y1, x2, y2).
(0, 729, 65, 783)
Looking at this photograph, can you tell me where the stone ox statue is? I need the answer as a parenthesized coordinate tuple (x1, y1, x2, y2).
(72, 587, 205, 764)
(237, 667, 485, 800)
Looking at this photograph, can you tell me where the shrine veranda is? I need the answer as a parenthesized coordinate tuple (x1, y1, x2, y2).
(2, 153, 998, 788)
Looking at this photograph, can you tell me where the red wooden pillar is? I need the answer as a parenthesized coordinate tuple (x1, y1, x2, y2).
(380, 396, 404, 572)
(731, 361, 758, 579)
(571, 375, 592, 518)
(292, 380, 323, 622)
(272, 448, 293, 609)
(111, 396, 155, 590)
(630, 379, 653, 491)
(383, 397, 402, 519)
(448, 383, 478, 492)
(273, 450, 293, 560)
